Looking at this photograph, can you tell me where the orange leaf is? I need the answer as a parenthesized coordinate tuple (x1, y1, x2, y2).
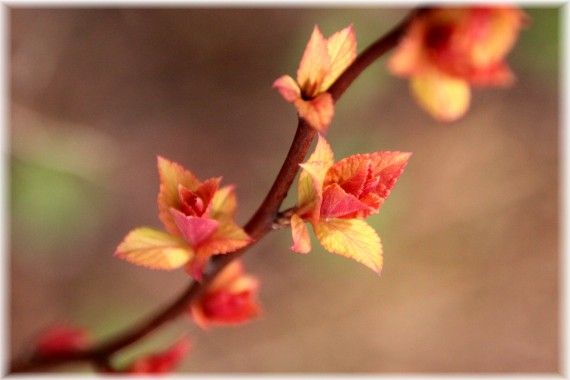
(196, 219, 252, 258)
(322, 24, 357, 91)
(294, 92, 334, 133)
(290, 213, 311, 253)
(179, 217, 250, 281)
(297, 25, 330, 98)
(157, 156, 201, 236)
(115, 227, 193, 270)
(314, 218, 383, 274)
(467, 7, 527, 68)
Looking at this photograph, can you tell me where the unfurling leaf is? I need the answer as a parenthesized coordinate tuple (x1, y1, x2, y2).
(115, 157, 250, 280)
(290, 134, 410, 273)
(273, 24, 357, 132)
(157, 156, 201, 236)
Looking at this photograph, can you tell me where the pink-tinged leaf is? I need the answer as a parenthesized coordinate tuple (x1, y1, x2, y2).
(211, 185, 238, 220)
(273, 75, 301, 103)
(290, 213, 311, 253)
(114, 227, 193, 270)
(294, 92, 334, 133)
(320, 183, 372, 219)
(315, 218, 383, 274)
(321, 24, 357, 91)
(411, 70, 471, 122)
(297, 25, 331, 98)
(187, 220, 251, 281)
(196, 219, 252, 258)
(157, 156, 201, 236)
(35, 325, 90, 357)
(367, 151, 412, 199)
(170, 209, 219, 248)
(128, 337, 191, 374)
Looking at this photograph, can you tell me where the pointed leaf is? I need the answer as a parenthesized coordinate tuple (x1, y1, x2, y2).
(328, 151, 411, 201)
(297, 25, 331, 98)
(157, 156, 201, 236)
(170, 209, 219, 248)
(411, 70, 471, 122)
(315, 218, 383, 274)
(324, 154, 371, 194)
(290, 213, 311, 253)
(115, 227, 193, 270)
(321, 24, 357, 91)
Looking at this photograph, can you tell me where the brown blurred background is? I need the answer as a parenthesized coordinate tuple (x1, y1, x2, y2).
(9, 6, 560, 373)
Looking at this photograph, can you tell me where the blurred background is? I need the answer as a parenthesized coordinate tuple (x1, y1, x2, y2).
(9, 6, 559, 373)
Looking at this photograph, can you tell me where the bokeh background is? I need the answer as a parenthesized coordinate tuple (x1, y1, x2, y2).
(9, 6, 560, 373)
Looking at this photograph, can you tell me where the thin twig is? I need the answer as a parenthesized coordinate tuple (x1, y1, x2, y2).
(8, 10, 416, 374)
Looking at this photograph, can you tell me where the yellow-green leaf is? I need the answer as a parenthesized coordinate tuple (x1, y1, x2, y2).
(411, 69, 471, 122)
(115, 227, 193, 270)
(321, 24, 357, 91)
(297, 134, 334, 222)
(314, 218, 383, 274)
(211, 185, 238, 220)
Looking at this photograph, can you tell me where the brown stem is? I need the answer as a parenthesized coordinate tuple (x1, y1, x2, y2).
(9, 10, 416, 374)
